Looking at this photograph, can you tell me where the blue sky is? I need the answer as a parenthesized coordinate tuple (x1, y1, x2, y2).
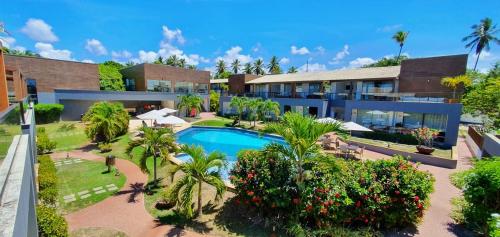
(1, 0, 499, 73)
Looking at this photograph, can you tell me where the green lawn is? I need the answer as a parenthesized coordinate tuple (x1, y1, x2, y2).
(349, 136, 452, 159)
(0, 123, 21, 160)
(56, 158, 126, 214)
(192, 118, 233, 127)
(37, 121, 88, 151)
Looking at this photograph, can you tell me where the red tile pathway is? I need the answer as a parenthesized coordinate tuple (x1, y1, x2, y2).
(51, 150, 205, 237)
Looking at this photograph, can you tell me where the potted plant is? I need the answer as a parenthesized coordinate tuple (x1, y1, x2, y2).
(412, 127, 438, 155)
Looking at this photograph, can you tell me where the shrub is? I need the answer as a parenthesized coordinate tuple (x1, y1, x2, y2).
(83, 102, 129, 143)
(36, 205, 68, 237)
(38, 155, 58, 205)
(34, 103, 64, 124)
(98, 143, 112, 153)
(37, 127, 57, 154)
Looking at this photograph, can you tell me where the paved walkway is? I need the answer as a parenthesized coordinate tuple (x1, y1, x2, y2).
(51, 151, 204, 237)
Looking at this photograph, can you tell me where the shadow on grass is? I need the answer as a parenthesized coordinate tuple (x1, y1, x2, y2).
(115, 182, 145, 203)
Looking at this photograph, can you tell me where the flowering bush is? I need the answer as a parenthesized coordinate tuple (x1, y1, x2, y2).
(412, 127, 438, 147)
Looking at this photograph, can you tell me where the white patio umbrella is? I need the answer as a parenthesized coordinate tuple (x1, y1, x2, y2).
(342, 121, 373, 135)
(137, 110, 164, 126)
(316, 117, 341, 124)
(156, 115, 187, 126)
(366, 110, 386, 115)
(157, 108, 178, 115)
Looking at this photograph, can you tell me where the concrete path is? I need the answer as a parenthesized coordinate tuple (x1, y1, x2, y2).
(51, 151, 204, 237)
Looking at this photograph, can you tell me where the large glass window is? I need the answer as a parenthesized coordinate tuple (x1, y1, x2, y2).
(362, 81, 393, 93)
(175, 81, 193, 93)
(355, 109, 394, 127)
(147, 80, 171, 92)
(423, 114, 448, 131)
(295, 83, 303, 93)
(402, 112, 423, 129)
(309, 83, 321, 93)
(124, 78, 136, 91)
(195, 83, 209, 93)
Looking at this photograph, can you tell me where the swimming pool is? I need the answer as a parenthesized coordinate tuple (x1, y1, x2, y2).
(175, 126, 286, 179)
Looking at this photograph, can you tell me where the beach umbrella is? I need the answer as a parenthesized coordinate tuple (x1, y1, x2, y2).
(156, 115, 187, 126)
(158, 107, 178, 115)
(137, 110, 164, 126)
(316, 117, 341, 124)
(342, 121, 373, 133)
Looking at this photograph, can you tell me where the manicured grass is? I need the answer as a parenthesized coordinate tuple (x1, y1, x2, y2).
(349, 136, 452, 159)
(37, 121, 88, 151)
(70, 227, 128, 237)
(192, 118, 233, 127)
(0, 123, 21, 160)
(56, 158, 126, 214)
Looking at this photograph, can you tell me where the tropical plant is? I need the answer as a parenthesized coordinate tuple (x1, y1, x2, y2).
(392, 31, 409, 61)
(265, 112, 345, 186)
(463, 18, 499, 71)
(177, 94, 203, 117)
(231, 59, 241, 74)
(209, 90, 220, 112)
(178, 58, 186, 68)
(441, 75, 473, 99)
(412, 127, 438, 147)
(166, 144, 226, 218)
(245, 98, 262, 127)
(98, 61, 125, 91)
(166, 55, 180, 67)
(258, 99, 280, 122)
(37, 205, 69, 237)
(287, 66, 298, 73)
(462, 76, 500, 128)
(154, 56, 165, 64)
(187, 64, 197, 70)
(82, 102, 129, 143)
(253, 59, 265, 75)
(230, 96, 248, 126)
(363, 55, 409, 68)
(126, 127, 177, 183)
(37, 127, 57, 154)
(243, 63, 253, 74)
(216, 59, 227, 77)
(268, 56, 282, 74)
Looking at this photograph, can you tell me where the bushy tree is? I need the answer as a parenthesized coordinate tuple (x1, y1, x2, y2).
(462, 75, 500, 128)
(209, 90, 220, 112)
(83, 102, 129, 143)
(98, 61, 125, 91)
(363, 55, 409, 68)
(230, 96, 248, 126)
(177, 94, 203, 117)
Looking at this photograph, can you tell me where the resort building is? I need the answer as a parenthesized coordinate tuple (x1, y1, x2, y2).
(219, 54, 467, 147)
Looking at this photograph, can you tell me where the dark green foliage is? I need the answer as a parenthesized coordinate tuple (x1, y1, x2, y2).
(98, 143, 112, 153)
(38, 155, 58, 205)
(36, 127, 57, 154)
(360, 131, 418, 145)
(83, 102, 129, 143)
(363, 56, 409, 68)
(2, 47, 41, 57)
(36, 205, 69, 237)
(98, 61, 125, 91)
(34, 103, 64, 124)
(210, 90, 220, 112)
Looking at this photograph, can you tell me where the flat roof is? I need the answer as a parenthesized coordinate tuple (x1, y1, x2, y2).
(210, 78, 228, 83)
(247, 66, 401, 84)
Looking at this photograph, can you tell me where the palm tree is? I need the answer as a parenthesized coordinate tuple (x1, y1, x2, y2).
(82, 102, 129, 143)
(167, 144, 226, 218)
(154, 56, 165, 64)
(441, 75, 472, 99)
(287, 66, 298, 73)
(187, 64, 197, 70)
(166, 55, 180, 66)
(267, 56, 282, 74)
(230, 96, 248, 126)
(463, 18, 500, 71)
(231, 59, 241, 74)
(126, 127, 177, 183)
(245, 98, 262, 127)
(178, 58, 186, 68)
(243, 63, 253, 74)
(253, 59, 265, 75)
(258, 99, 280, 122)
(392, 31, 409, 61)
(216, 60, 227, 77)
(265, 112, 344, 186)
(177, 94, 203, 117)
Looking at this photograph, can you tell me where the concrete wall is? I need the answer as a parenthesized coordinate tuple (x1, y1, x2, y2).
(482, 133, 500, 157)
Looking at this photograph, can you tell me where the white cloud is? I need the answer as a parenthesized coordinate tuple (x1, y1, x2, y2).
(377, 24, 403, 32)
(315, 46, 326, 54)
(280, 57, 290, 65)
(298, 63, 326, 72)
(215, 46, 253, 64)
(21, 18, 58, 42)
(162, 25, 185, 45)
(85, 39, 107, 55)
(348, 57, 376, 68)
(0, 37, 16, 48)
(328, 44, 350, 65)
(291, 45, 310, 55)
(35, 42, 73, 60)
(138, 50, 158, 63)
(111, 50, 133, 61)
(81, 59, 95, 63)
(13, 46, 26, 51)
(252, 43, 262, 52)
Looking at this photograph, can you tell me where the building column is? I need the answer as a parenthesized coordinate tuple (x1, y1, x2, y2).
(0, 48, 9, 112)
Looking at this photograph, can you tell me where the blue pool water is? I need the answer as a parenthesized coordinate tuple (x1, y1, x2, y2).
(175, 126, 286, 179)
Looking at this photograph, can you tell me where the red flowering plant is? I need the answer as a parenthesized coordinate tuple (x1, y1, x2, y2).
(412, 127, 438, 148)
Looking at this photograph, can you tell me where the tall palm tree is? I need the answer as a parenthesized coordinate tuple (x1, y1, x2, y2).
(82, 102, 130, 143)
(392, 31, 409, 61)
(167, 144, 226, 218)
(126, 127, 177, 183)
(230, 96, 248, 126)
(463, 18, 500, 71)
(231, 59, 241, 74)
(216, 60, 227, 76)
(166, 55, 180, 66)
(243, 63, 253, 74)
(287, 66, 298, 74)
(177, 94, 203, 117)
(245, 98, 262, 127)
(258, 99, 280, 122)
(267, 56, 282, 74)
(178, 58, 186, 68)
(253, 59, 265, 75)
(265, 112, 344, 186)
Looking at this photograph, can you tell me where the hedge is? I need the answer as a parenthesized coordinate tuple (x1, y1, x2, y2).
(38, 155, 58, 205)
(34, 104, 64, 124)
(36, 128, 57, 154)
(36, 205, 68, 237)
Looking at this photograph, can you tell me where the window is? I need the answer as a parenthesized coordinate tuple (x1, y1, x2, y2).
(147, 80, 171, 92)
(402, 112, 423, 129)
(296, 83, 303, 93)
(124, 78, 136, 91)
(175, 81, 193, 93)
(195, 83, 209, 93)
(284, 105, 292, 113)
(423, 114, 448, 131)
(309, 83, 321, 93)
(355, 109, 394, 127)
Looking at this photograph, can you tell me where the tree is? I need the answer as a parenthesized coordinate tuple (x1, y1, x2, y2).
(98, 61, 125, 91)
(166, 55, 180, 67)
(167, 144, 226, 218)
(363, 55, 409, 68)
(231, 59, 241, 74)
(83, 102, 129, 143)
(441, 75, 473, 99)
(267, 56, 282, 74)
(287, 66, 298, 73)
(230, 96, 248, 126)
(463, 18, 500, 71)
(216, 60, 227, 77)
(253, 59, 265, 75)
(243, 63, 253, 74)
(209, 90, 220, 112)
(392, 31, 409, 61)
(177, 94, 203, 117)
(245, 98, 261, 127)
(126, 127, 177, 183)
(154, 56, 165, 64)
(265, 112, 344, 186)
(178, 58, 186, 68)
(187, 64, 197, 70)
(258, 99, 280, 122)
(462, 76, 500, 128)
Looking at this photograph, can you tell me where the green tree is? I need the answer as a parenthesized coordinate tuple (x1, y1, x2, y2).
(187, 64, 197, 70)
(267, 56, 282, 74)
(98, 61, 125, 91)
(83, 102, 129, 143)
(258, 99, 280, 122)
(243, 63, 253, 74)
(154, 56, 165, 64)
(178, 58, 186, 68)
(363, 55, 409, 68)
(393, 31, 409, 61)
(166, 55, 180, 67)
(441, 75, 473, 99)
(463, 18, 500, 71)
(265, 112, 345, 186)
(245, 98, 262, 127)
(462, 76, 500, 127)
(230, 96, 248, 126)
(126, 127, 177, 183)
(231, 59, 240, 74)
(167, 144, 226, 218)
(287, 66, 298, 73)
(209, 90, 220, 112)
(177, 94, 203, 117)
(253, 59, 265, 75)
